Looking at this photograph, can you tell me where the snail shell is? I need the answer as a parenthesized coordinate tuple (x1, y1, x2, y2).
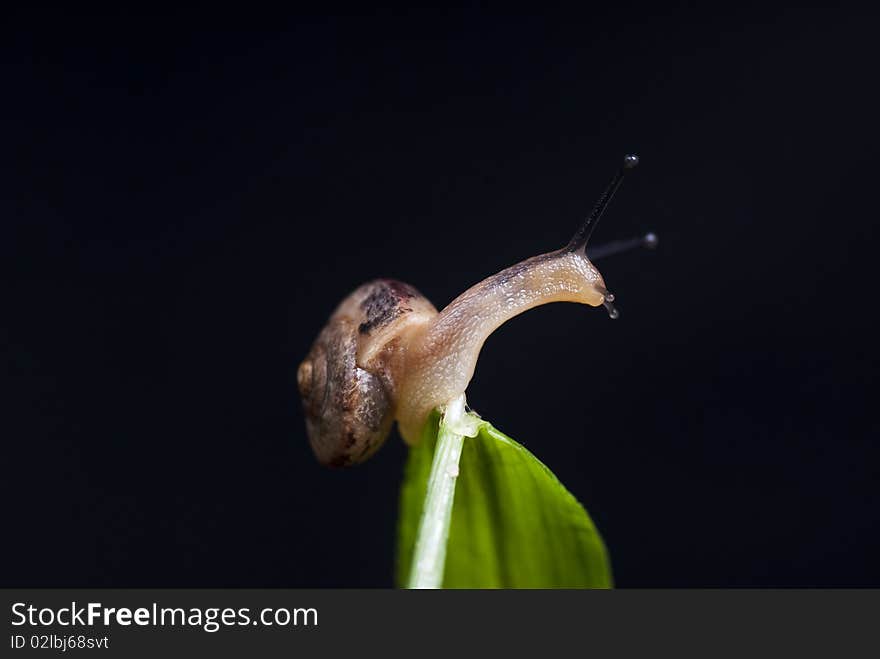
(298, 280, 437, 467)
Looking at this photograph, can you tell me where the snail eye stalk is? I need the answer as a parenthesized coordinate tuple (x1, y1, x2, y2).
(587, 232, 658, 261)
(567, 153, 639, 252)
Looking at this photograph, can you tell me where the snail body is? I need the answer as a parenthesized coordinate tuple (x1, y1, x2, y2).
(298, 155, 644, 467)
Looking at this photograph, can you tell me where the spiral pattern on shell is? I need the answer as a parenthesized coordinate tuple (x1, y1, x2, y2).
(298, 318, 393, 467)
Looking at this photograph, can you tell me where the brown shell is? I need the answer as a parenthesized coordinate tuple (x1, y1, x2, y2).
(298, 318, 393, 466)
(297, 279, 437, 467)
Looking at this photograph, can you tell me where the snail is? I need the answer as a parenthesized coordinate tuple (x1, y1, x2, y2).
(298, 154, 654, 467)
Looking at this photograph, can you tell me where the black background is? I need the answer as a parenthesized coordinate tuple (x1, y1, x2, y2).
(3, 6, 878, 587)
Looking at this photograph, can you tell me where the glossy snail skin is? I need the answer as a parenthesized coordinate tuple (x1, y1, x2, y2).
(298, 155, 639, 467)
(395, 247, 607, 443)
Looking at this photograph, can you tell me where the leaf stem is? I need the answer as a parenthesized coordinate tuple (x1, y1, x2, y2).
(407, 394, 479, 589)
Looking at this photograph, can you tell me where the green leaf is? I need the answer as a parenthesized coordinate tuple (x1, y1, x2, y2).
(396, 411, 613, 588)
